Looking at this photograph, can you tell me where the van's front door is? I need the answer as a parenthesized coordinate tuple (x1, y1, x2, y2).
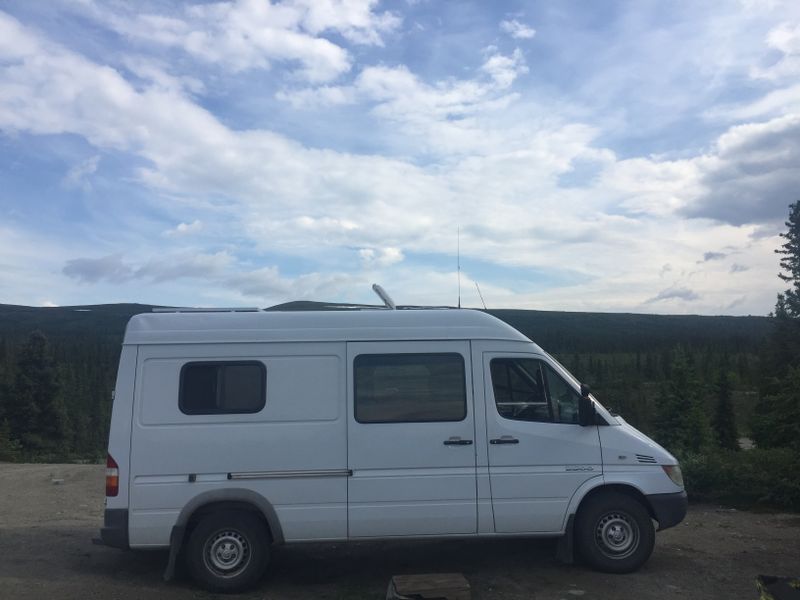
(483, 352, 602, 533)
(347, 341, 477, 537)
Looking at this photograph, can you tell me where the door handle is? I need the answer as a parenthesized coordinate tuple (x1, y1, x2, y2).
(490, 436, 519, 445)
(443, 437, 473, 446)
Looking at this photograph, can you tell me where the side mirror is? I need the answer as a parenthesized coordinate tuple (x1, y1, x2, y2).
(578, 383, 595, 427)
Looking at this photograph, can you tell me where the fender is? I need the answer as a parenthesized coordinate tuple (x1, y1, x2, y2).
(561, 474, 606, 530)
(163, 488, 285, 582)
(174, 487, 285, 542)
(561, 474, 651, 530)
(564, 473, 655, 524)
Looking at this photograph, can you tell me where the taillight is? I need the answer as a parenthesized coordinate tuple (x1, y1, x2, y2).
(106, 454, 119, 497)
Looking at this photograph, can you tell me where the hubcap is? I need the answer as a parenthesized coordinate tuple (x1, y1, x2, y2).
(595, 511, 639, 559)
(203, 530, 251, 578)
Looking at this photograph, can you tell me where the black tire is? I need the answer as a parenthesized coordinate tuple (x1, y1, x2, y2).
(575, 491, 655, 573)
(185, 510, 269, 593)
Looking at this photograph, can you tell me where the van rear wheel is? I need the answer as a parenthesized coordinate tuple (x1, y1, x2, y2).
(185, 510, 269, 592)
(575, 491, 655, 573)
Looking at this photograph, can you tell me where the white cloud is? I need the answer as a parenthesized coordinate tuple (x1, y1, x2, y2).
(63, 253, 134, 284)
(275, 84, 357, 108)
(296, 0, 401, 46)
(72, 0, 400, 82)
(228, 266, 364, 301)
(768, 21, 800, 54)
(645, 286, 701, 304)
(500, 19, 536, 40)
(278, 48, 532, 155)
(751, 22, 800, 80)
(122, 56, 206, 95)
(687, 114, 800, 224)
(63, 251, 235, 284)
(136, 251, 234, 282)
(359, 246, 404, 268)
(480, 48, 528, 89)
(163, 220, 204, 237)
(707, 83, 800, 121)
(62, 155, 100, 191)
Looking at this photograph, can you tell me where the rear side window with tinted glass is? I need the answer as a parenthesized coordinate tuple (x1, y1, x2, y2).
(354, 353, 466, 423)
(179, 361, 266, 415)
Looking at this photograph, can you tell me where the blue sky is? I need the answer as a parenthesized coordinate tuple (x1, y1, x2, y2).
(1, 0, 799, 314)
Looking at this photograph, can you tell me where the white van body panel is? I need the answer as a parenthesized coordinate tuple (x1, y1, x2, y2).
(346, 340, 477, 537)
(106, 309, 685, 553)
(598, 420, 683, 496)
(106, 345, 137, 510)
(128, 341, 347, 547)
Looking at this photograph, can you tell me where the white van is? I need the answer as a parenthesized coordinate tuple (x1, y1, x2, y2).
(100, 306, 686, 592)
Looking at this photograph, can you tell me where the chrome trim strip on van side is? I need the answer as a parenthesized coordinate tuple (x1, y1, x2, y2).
(227, 469, 353, 480)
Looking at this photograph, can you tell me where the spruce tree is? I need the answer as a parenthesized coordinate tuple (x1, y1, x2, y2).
(7, 331, 66, 451)
(776, 201, 800, 318)
(712, 370, 739, 450)
(751, 367, 800, 450)
(653, 347, 711, 455)
(752, 201, 800, 449)
(770, 201, 800, 372)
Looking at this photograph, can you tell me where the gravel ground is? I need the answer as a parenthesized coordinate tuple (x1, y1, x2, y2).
(0, 463, 798, 599)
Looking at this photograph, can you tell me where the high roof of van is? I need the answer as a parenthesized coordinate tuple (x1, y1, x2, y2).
(123, 309, 535, 346)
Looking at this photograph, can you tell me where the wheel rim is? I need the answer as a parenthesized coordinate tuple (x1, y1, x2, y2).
(203, 529, 251, 578)
(594, 511, 640, 559)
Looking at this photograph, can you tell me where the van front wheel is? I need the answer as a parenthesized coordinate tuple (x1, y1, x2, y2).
(185, 510, 269, 592)
(575, 491, 655, 573)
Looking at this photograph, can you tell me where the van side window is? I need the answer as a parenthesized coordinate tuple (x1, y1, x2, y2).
(354, 353, 467, 423)
(542, 364, 581, 424)
(490, 358, 552, 422)
(179, 361, 266, 415)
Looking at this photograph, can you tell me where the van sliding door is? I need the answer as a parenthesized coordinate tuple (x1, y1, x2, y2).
(346, 341, 478, 537)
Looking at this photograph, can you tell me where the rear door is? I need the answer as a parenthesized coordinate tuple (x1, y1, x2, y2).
(483, 352, 602, 533)
(347, 341, 477, 537)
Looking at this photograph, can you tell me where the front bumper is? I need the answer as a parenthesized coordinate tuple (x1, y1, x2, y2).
(99, 509, 129, 549)
(646, 490, 688, 531)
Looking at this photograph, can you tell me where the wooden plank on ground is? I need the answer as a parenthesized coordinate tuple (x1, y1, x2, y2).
(386, 572, 471, 600)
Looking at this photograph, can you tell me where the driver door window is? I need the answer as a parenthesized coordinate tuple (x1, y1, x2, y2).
(490, 358, 581, 424)
(490, 358, 551, 422)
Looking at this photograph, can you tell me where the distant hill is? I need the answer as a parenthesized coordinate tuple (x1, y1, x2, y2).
(486, 309, 771, 353)
(0, 301, 772, 354)
(0, 303, 160, 340)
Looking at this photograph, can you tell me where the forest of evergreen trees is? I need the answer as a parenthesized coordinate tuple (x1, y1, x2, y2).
(0, 201, 798, 510)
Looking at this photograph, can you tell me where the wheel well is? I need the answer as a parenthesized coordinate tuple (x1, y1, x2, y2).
(576, 484, 656, 523)
(185, 501, 273, 543)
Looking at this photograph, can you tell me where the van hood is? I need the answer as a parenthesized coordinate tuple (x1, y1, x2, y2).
(599, 417, 678, 466)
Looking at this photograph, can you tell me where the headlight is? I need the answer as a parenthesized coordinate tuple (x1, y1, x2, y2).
(662, 464, 684, 488)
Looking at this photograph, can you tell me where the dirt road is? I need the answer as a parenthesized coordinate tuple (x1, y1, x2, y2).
(0, 463, 797, 599)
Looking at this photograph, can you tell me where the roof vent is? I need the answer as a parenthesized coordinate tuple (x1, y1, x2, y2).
(372, 284, 396, 310)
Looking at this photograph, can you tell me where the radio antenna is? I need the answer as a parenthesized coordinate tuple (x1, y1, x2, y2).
(457, 226, 461, 309)
(475, 281, 487, 310)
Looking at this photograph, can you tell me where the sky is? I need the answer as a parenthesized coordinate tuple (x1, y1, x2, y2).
(1, 0, 799, 314)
